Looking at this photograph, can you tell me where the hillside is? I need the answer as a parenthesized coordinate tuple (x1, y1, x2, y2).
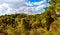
(0, 0, 60, 35)
(0, 12, 60, 35)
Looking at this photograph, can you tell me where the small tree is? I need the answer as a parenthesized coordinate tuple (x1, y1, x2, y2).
(46, 11, 54, 31)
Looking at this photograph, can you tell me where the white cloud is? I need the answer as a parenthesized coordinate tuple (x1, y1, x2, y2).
(35, 4, 45, 11)
(32, 0, 46, 5)
(0, 0, 49, 15)
(0, 0, 27, 3)
(15, 6, 35, 14)
(0, 3, 9, 15)
(25, 2, 33, 6)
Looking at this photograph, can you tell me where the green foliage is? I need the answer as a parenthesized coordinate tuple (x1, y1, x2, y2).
(0, 0, 60, 35)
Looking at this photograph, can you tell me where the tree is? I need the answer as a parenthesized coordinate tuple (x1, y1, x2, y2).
(21, 18, 31, 31)
(46, 11, 54, 31)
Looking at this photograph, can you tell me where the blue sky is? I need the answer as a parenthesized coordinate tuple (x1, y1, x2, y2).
(29, 0, 42, 2)
(0, 0, 49, 15)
